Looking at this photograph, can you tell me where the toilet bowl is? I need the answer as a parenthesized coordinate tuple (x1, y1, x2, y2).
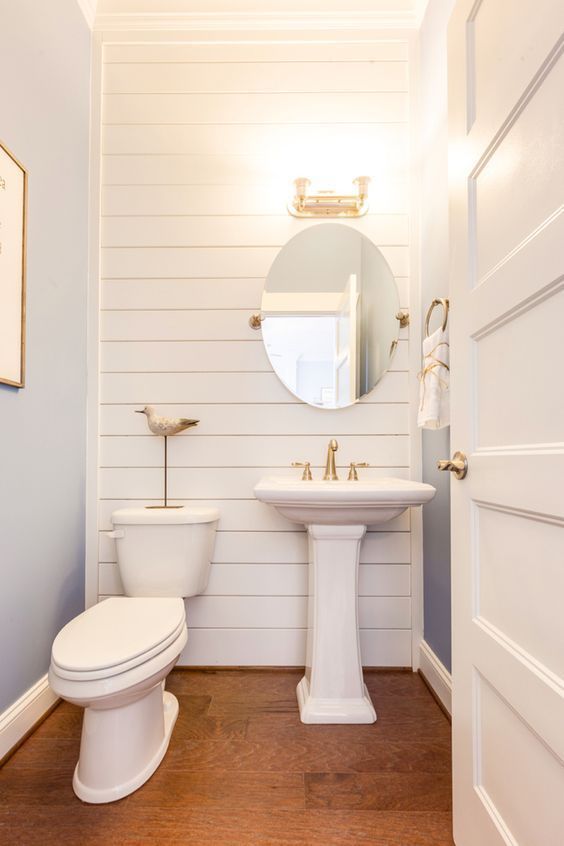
(49, 506, 218, 803)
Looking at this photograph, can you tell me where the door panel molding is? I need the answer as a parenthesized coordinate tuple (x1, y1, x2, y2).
(448, 1, 564, 842)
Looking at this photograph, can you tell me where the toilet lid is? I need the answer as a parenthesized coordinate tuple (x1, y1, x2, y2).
(51, 597, 186, 677)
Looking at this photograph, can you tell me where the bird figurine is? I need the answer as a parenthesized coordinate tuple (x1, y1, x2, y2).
(135, 405, 199, 436)
(135, 406, 199, 508)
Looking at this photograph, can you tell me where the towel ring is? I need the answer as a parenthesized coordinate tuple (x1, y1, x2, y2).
(425, 298, 449, 338)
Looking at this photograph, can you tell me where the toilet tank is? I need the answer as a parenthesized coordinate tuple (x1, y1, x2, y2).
(110, 507, 219, 598)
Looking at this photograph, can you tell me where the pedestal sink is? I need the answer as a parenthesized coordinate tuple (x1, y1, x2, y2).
(254, 476, 436, 724)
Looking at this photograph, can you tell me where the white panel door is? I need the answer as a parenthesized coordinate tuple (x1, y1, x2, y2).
(448, 2, 564, 844)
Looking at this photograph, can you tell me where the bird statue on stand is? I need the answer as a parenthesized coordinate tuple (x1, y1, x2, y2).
(136, 405, 199, 436)
(135, 406, 199, 508)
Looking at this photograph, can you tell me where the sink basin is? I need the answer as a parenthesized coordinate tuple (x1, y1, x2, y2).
(254, 473, 436, 725)
(253, 476, 436, 526)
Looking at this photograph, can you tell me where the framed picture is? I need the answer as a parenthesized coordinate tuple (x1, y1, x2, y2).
(0, 140, 27, 387)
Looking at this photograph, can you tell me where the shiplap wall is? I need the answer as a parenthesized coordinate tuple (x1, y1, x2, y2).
(97, 35, 413, 666)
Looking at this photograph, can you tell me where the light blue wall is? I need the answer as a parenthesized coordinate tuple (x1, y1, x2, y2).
(419, 0, 456, 672)
(422, 430, 451, 670)
(0, 1, 90, 711)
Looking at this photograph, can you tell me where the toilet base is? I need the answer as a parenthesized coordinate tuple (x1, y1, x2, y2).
(73, 688, 179, 804)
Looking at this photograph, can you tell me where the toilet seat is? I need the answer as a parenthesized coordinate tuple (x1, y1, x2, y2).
(49, 622, 187, 707)
(51, 597, 186, 681)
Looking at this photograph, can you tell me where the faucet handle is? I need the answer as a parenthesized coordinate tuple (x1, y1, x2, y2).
(292, 461, 313, 481)
(347, 462, 369, 481)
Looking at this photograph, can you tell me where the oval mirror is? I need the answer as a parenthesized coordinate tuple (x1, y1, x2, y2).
(261, 223, 400, 409)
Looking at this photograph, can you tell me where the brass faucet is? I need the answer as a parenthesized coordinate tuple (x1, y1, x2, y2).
(292, 461, 313, 481)
(323, 439, 339, 481)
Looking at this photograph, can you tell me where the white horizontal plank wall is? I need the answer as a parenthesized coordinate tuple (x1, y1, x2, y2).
(97, 33, 413, 667)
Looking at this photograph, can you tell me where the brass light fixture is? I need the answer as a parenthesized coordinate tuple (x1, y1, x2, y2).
(288, 176, 370, 218)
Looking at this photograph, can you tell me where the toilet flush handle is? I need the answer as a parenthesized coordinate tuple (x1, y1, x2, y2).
(106, 529, 125, 539)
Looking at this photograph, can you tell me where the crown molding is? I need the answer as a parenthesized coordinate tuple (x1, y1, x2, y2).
(94, 10, 418, 32)
(76, 0, 97, 28)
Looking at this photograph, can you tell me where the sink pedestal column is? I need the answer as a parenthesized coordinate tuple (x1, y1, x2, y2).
(297, 524, 377, 724)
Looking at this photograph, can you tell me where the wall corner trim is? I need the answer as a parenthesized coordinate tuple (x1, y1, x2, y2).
(76, 0, 97, 29)
(419, 640, 452, 715)
(414, 0, 431, 27)
(0, 675, 59, 762)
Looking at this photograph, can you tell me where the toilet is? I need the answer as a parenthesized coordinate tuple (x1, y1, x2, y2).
(48, 506, 218, 804)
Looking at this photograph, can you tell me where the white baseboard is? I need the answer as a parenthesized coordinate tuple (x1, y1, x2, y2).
(419, 640, 452, 715)
(0, 674, 58, 761)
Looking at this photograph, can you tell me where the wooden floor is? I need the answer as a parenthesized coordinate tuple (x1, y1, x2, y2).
(0, 669, 454, 845)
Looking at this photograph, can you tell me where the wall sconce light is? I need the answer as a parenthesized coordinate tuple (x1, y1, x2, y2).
(288, 176, 370, 218)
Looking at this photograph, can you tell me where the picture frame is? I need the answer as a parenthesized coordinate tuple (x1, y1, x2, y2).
(0, 140, 27, 388)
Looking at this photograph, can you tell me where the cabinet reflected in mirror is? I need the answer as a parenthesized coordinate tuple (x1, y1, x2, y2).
(261, 223, 400, 409)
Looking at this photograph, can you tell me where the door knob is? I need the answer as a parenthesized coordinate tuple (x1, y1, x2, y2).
(437, 451, 468, 480)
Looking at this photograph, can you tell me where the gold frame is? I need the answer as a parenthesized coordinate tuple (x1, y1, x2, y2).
(0, 139, 27, 388)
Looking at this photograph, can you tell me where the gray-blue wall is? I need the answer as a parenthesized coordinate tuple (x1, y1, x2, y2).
(422, 431, 451, 670)
(419, 0, 456, 672)
(0, 1, 90, 711)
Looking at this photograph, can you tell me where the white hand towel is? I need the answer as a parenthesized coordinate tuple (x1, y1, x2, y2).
(418, 326, 450, 429)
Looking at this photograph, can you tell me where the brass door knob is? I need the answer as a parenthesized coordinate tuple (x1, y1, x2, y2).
(437, 451, 468, 480)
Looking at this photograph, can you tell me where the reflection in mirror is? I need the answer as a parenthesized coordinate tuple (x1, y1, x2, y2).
(261, 223, 400, 409)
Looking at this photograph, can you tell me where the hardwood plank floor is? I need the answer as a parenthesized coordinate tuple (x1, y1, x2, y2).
(0, 669, 454, 845)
